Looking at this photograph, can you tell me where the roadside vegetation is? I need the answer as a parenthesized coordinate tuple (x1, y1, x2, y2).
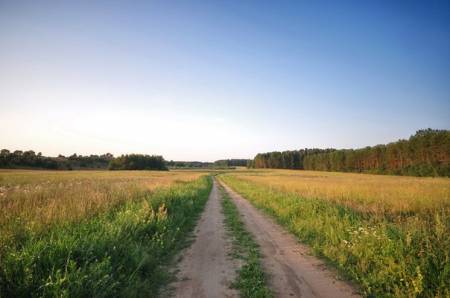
(220, 170, 450, 297)
(0, 170, 203, 245)
(219, 183, 272, 298)
(0, 170, 211, 297)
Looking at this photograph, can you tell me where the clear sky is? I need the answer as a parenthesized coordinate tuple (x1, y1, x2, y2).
(1, 1, 449, 161)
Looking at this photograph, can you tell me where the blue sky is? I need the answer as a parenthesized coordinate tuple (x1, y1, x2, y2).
(1, 1, 449, 161)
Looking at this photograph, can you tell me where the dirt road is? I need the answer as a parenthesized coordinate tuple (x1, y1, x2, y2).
(171, 180, 238, 298)
(171, 178, 359, 298)
(220, 181, 360, 298)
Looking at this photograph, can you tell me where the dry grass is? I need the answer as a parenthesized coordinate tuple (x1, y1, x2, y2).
(0, 173, 212, 296)
(229, 169, 450, 215)
(0, 169, 203, 243)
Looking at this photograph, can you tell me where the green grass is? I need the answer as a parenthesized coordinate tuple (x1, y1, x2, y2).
(219, 183, 272, 298)
(0, 176, 212, 297)
(220, 174, 450, 298)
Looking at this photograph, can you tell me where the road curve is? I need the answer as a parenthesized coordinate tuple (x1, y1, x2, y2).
(220, 181, 361, 298)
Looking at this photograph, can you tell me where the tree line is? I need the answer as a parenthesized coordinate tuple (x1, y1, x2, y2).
(167, 159, 250, 169)
(248, 149, 334, 169)
(0, 150, 113, 170)
(214, 159, 250, 167)
(0, 150, 251, 171)
(0, 150, 167, 171)
(249, 129, 450, 177)
(166, 160, 213, 168)
(109, 154, 167, 170)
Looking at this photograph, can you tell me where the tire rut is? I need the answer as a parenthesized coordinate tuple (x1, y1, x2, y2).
(170, 180, 238, 298)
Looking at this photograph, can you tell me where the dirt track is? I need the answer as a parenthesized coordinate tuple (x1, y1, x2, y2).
(171, 180, 238, 298)
(220, 181, 360, 298)
(171, 178, 360, 297)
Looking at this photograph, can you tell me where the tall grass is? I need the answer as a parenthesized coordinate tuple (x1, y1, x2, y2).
(0, 170, 202, 246)
(232, 169, 450, 215)
(0, 171, 211, 297)
(220, 170, 450, 297)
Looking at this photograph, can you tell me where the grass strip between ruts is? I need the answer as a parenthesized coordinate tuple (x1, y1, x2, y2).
(219, 182, 273, 298)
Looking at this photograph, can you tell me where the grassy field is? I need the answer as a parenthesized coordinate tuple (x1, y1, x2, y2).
(0, 170, 202, 244)
(0, 170, 210, 297)
(219, 169, 450, 297)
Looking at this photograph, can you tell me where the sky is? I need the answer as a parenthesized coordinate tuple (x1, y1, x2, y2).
(1, 0, 449, 161)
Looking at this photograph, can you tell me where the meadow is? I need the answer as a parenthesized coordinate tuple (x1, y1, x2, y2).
(0, 170, 210, 297)
(219, 169, 450, 297)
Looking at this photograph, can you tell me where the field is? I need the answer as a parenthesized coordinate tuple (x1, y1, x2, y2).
(1, 168, 449, 297)
(219, 169, 450, 297)
(0, 170, 210, 296)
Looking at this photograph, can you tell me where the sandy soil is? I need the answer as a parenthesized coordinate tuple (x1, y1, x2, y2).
(171, 180, 238, 298)
(220, 181, 361, 298)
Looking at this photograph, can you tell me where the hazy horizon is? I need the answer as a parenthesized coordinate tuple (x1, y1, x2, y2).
(1, 1, 449, 162)
(0, 129, 446, 162)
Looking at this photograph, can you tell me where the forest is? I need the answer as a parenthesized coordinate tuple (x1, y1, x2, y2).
(0, 150, 113, 170)
(0, 151, 167, 171)
(249, 129, 450, 177)
(0, 151, 249, 171)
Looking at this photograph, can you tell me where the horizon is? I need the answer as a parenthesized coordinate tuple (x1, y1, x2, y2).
(1, 1, 449, 162)
(0, 128, 442, 162)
